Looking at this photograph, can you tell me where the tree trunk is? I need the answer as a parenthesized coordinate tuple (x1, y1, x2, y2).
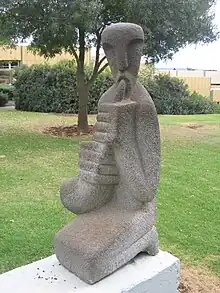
(76, 27, 89, 135)
(75, 27, 107, 134)
(77, 73, 89, 134)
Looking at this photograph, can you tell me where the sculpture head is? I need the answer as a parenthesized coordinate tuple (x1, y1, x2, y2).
(101, 23, 144, 96)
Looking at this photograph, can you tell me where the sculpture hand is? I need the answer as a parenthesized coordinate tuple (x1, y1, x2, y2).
(94, 109, 117, 144)
(78, 140, 118, 185)
(97, 100, 136, 145)
(114, 79, 127, 102)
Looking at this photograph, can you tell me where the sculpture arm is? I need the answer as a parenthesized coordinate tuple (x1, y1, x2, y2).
(113, 100, 160, 202)
(115, 142, 158, 202)
(60, 120, 119, 214)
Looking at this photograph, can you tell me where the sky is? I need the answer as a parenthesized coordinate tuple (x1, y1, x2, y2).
(156, 0, 220, 70)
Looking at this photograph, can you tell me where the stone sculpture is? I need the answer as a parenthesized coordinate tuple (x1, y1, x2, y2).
(54, 22, 160, 285)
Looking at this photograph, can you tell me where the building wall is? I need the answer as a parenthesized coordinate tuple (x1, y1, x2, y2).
(157, 69, 211, 97)
(211, 85, 220, 103)
(179, 77, 211, 97)
(157, 68, 220, 102)
(157, 69, 220, 84)
(204, 71, 220, 84)
(0, 46, 91, 65)
(177, 70, 205, 77)
(211, 90, 220, 102)
(0, 46, 22, 61)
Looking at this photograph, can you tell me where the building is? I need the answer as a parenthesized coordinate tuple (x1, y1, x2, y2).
(157, 68, 220, 103)
(0, 45, 91, 84)
(0, 45, 91, 67)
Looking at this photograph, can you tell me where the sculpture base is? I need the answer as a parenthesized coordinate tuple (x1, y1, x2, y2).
(54, 210, 158, 284)
(0, 251, 180, 293)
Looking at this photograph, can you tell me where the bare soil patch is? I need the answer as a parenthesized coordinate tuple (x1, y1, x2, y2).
(160, 123, 220, 145)
(43, 124, 94, 137)
(54, 113, 97, 118)
(42, 124, 207, 139)
(42, 123, 220, 146)
(180, 266, 220, 293)
(186, 124, 204, 130)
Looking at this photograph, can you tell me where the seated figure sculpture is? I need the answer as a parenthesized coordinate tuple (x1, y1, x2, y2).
(54, 22, 160, 285)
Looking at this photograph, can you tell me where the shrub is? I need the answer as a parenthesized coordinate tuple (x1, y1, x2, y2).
(139, 64, 155, 83)
(15, 62, 78, 113)
(14, 61, 114, 114)
(88, 71, 113, 113)
(0, 91, 8, 106)
(14, 63, 214, 115)
(144, 74, 191, 114)
(183, 92, 214, 114)
(143, 74, 214, 115)
(213, 103, 220, 114)
(0, 84, 15, 101)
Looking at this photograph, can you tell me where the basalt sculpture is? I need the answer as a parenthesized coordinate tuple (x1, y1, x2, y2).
(54, 22, 160, 285)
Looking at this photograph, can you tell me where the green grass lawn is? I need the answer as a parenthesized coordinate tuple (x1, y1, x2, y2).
(0, 110, 220, 275)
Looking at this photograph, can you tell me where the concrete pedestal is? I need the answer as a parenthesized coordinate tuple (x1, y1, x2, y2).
(0, 251, 180, 293)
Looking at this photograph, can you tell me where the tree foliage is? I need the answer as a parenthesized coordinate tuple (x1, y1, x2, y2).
(0, 0, 218, 131)
(0, 0, 218, 61)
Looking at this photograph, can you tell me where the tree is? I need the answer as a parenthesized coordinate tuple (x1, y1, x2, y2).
(0, 0, 218, 133)
(0, 36, 11, 46)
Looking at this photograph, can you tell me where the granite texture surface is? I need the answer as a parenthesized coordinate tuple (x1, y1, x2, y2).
(54, 22, 160, 284)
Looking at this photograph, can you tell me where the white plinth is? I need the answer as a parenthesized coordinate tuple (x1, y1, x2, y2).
(0, 251, 180, 293)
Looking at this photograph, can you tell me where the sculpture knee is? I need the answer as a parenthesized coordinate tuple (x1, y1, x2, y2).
(60, 177, 92, 214)
(60, 177, 78, 213)
(132, 183, 157, 203)
(60, 177, 113, 214)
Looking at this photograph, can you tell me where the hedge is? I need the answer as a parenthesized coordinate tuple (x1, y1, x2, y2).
(14, 62, 214, 115)
(144, 74, 214, 115)
(14, 62, 113, 114)
(214, 103, 220, 114)
(182, 92, 214, 114)
(14, 62, 77, 113)
(0, 91, 8, 106)
(0, 84, 15, 106)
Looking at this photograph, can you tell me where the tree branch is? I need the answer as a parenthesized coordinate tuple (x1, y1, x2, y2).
(78, 27, 85, 73)
(93, 31, 102, 75)
(70, 45, 79, 66)
(97, 25, 106, 35)
(91, 25, 106, 77)
(97, 62, 109, 75)
(98, 56, 106, 68)
(88, 61, 109, 86)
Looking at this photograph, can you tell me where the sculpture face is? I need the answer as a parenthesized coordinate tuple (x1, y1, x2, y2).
(102, 23, 144, 97)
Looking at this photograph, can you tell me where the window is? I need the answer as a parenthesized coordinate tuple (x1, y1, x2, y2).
(0, 60, 20, 68)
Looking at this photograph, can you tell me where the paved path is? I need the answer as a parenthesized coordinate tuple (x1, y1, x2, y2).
(0, 101, 15, 111)
(0, 105, 15, 111)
